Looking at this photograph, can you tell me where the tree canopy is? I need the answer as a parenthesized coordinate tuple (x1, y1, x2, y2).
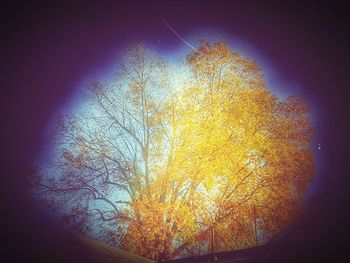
(35, 40, 315, 261)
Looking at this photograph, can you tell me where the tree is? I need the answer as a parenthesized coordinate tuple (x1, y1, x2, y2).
(34, 40, 315, 261)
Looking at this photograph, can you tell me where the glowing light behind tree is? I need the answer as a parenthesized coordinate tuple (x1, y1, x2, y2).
(34, 39, 315, 261)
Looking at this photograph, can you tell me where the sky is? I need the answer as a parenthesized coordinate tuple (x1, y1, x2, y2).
(1, 1, 350, 262)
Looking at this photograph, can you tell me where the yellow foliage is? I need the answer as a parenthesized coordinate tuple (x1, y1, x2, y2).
(120, 200, 196, 261)
(117, 40, 315, 260)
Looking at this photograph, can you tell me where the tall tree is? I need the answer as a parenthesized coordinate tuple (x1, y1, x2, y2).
(34, 40, 315, 261)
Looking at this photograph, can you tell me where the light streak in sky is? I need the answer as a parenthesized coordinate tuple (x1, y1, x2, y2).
(162, 18, 199, 52)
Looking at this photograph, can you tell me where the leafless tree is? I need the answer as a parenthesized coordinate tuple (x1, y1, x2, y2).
(34, 43, 170, 242)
